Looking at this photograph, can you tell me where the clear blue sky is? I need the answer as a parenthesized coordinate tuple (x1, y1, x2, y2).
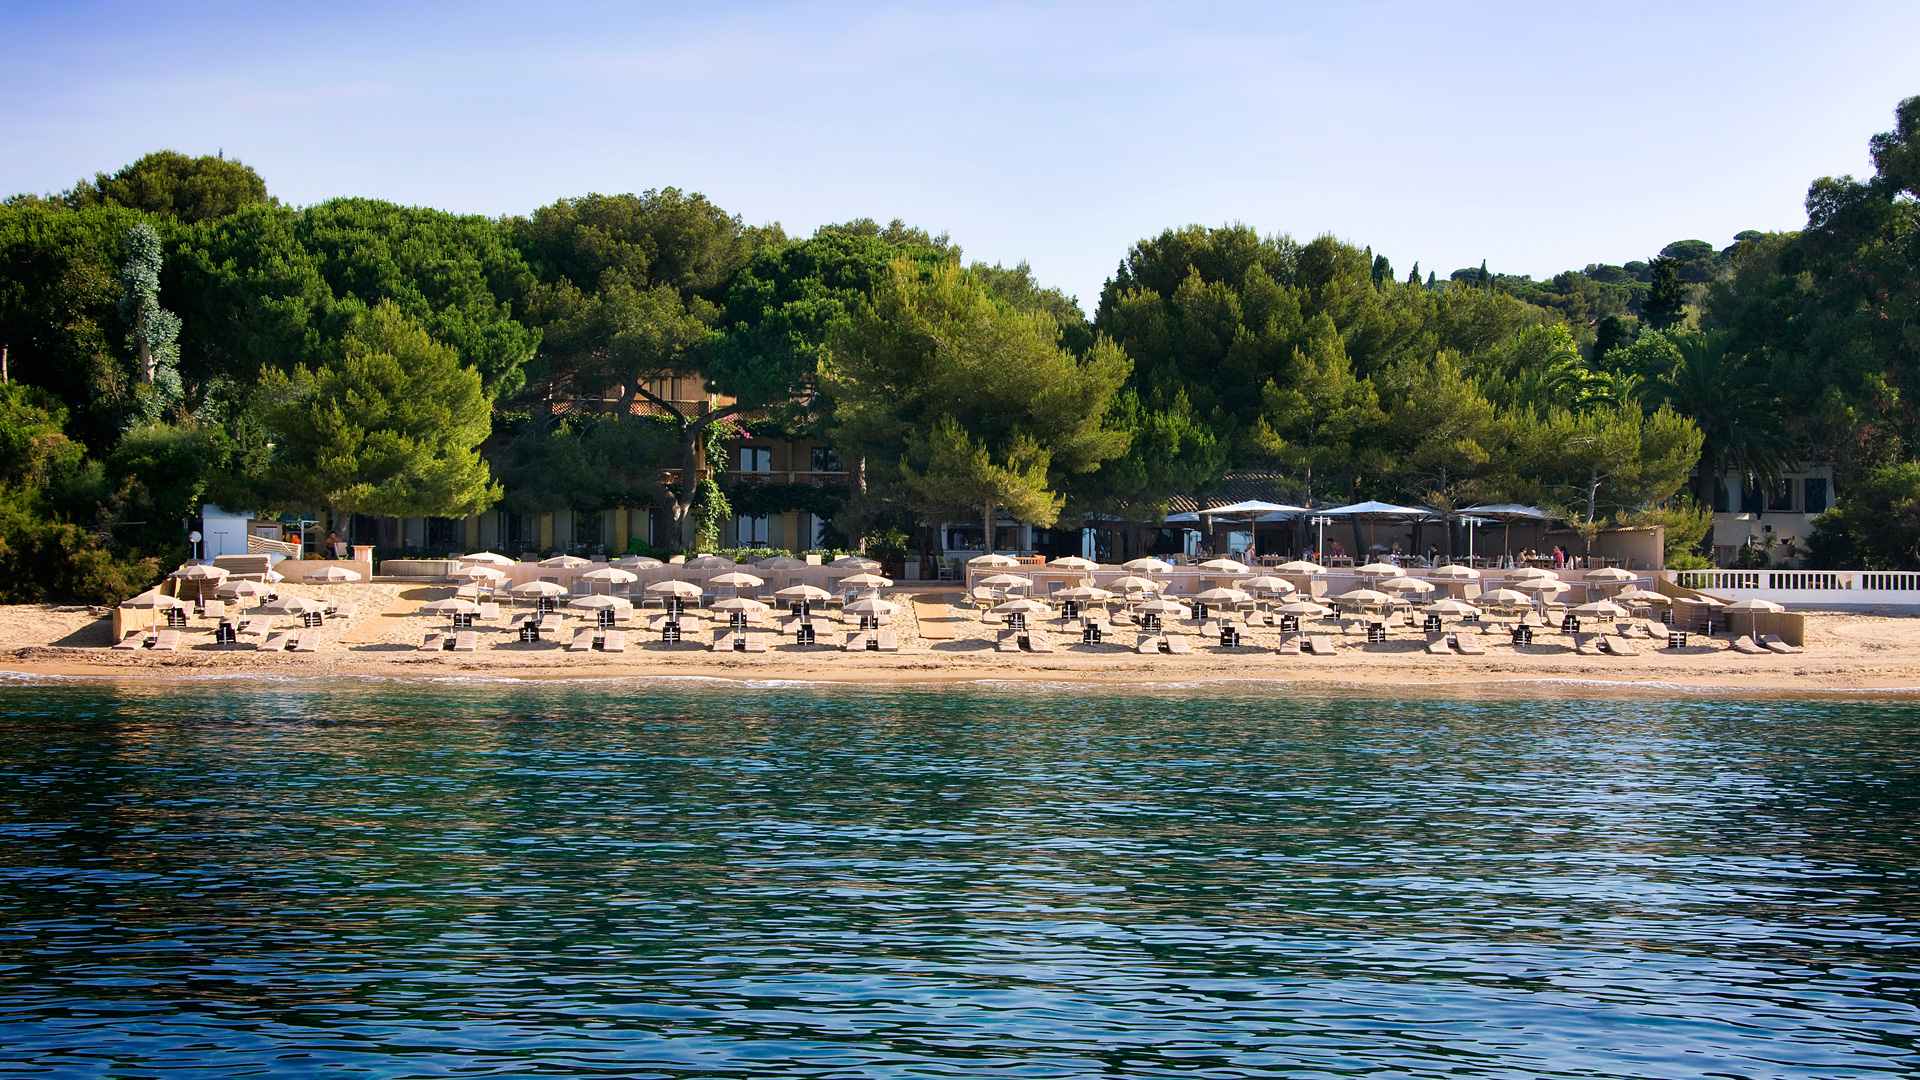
(4, 1, 1915, 308)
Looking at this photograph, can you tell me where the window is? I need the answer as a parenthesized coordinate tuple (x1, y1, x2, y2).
(1713, 477, 1729, 513)
(425, 517, 463, 553)
(1740, 479, 1764, 514)
(1804, 477, 1829, 514)
(946, 526, 984, 551)
(499, 511, 527, 550)
(574, 510, 603, 550)
(739, 447, 772, 472)
(736, 515, 769, 547)
(1768, 484, 1795, 512)
(810, 446, 843, 472)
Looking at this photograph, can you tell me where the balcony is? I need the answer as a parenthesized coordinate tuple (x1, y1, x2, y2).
(727, 469, 850, 487)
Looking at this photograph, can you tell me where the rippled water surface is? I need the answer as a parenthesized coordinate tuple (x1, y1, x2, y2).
(0, 678, 1917, 1078)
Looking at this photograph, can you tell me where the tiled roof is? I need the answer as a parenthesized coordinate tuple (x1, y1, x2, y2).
(1164, 472, 1297, 515)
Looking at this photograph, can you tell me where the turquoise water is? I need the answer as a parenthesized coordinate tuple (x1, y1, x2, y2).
(0, 678, 1917, 1078)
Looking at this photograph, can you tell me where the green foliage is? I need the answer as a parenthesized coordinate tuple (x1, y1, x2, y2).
(66, 151, 271, 223)
(117, 222, 183, 423)
(689, 476, 730, 551)
(1805, 462, 1920, 569)
(722, 481, 846, 519)
(1617, 498, 1713, 566)
(1640, 256, 1688, 331)
(262, 303, 500, 524)
(105, 422, 233, 554)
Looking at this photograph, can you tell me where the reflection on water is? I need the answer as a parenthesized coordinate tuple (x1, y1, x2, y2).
(1, 680, 1917, 1077)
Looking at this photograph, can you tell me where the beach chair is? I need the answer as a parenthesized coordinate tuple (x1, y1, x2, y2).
(1136, 633, 1161, 654)
(1426, 631, 1452, 655)
(1758, 634, 1802, 654)
(998, 630, 1022, 653)
(112, 630, 150, 650)
(417, 632, 444, 652)
(202, 600, 226, 622)
(1028, 631, 1055, 653)
(1731, 635, 1768, 654)
(742, 631, 770, 653)
(263, 632, 292, 652)
(476, 602, 498, 621)
(1164, 633, 1193, 655)
(1573, 634, 1605, 656)
(573, 629, 601, 652)
(1601, 635, 1637, 656)
(293, 630, 321, 652)
(1275, 633, 1301, 655)
(875, 631, 898, 652)
(331, 600, 359, 620)
(1304, 635, 1337, 656)
(1453, 633, 1486, 655)
(239, 616, 271, 643)
(600, 630, 627, 653)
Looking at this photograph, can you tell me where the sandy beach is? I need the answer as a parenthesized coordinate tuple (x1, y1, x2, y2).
(0, 581, 1915, 694)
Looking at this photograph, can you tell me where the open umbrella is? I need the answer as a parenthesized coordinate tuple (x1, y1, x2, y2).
(417, 597, 480, 618)
(452, 565, 507, 581)
(121, 590, 188, 609)
(709, 571, 765, 588)
(774, 584, 832, 601)
(977, 573, 1032, 588)
(1054, 585, 1114, 602)
(1585, 566, 1637, 582)
(539, 554, 592, 569)
(1196, 558, 1251, 574)
(967, 553, 1021, 568)
(1237, 575, 1296, 594)
(711, 596, 770, 613)
(580, 567, 639, 584)
(1572, 600, 1629, 617)
(1355, 561, 1401, 576)
(459, 551, 516, 566)
(170, 563, 229, 581)
(1515, 579, 1569, 594)
(1427, 598, 1482, 618)
(612, 555, 664, 570)
(756, 556, 808, 570)
(1428, 564, 1480, 580)
(567, 594, 632, 612)
(1134, 598, 1191, 618)
(1613, 586, 1670, 604)
(1194, 587, 1250, 604)
(216, 580, 271, 600)
(1276, 560, 1326, 574)
(1107, 575, 1160, 592)
(263, 595, 328, 615)
(1508, 567, 1560, 583)
(1479, 588, 1534, 606)
(1724, 598, 1785, 613)
(1378, 576, 1435, 593)
(1121, 557, 1173, 573)
(512, 580, 567, 597)
(1049, 556, 1099, 571)
(685, 554, 738, 569)
(309, 566, 362, 584)
(647, 580, 703, 598)
(845, 597, 901, 616)
(1275, 599, 1333, 616)
(838, 573, 893, 589)
(1333, 588, 1392, 606)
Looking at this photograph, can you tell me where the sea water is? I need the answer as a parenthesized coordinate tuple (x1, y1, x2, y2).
(0, 678, 1916, 1078)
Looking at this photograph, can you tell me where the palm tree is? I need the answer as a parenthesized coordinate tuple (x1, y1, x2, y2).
(1641, 330, 1793, 531)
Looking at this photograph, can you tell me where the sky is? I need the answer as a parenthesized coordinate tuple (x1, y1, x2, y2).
(3, 0, 1916, 308)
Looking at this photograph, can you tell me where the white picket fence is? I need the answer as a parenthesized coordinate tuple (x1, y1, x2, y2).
(1672, 568, 1920, 608)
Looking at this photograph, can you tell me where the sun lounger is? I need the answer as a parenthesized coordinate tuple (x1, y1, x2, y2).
(1601, 635, 1637, 656)
(1426, 631, 1451, 655)
(742, 632, 770, 653)
(1275, 633, 1301, 655)
(573, 629, 601, 652)
(1027, 631, 1055, 653)
(202, 600, 226, 621)
(1759, 634, 1803, 654)
(417, 632, 444, 652)
(1164, 633, 1193, 655)
(1573, 634, 1604, 656)
(474, 602, 496, 621)
(112, 631, 149, 650)
(1137, 633, 1160, 654)
(1731, 634, 1768, 654)
(1304, 635, 1337, 655)
(292, 630, 321, 652)
(599, 630, 627, 653)
(263, 632, 292, 652)
(876, 631, 899, 651)
(1453, 633, 1486, 655)
(998, 630, 1022, 653)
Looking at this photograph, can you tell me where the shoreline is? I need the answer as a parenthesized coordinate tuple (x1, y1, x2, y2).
(3, 585, 1917, 699)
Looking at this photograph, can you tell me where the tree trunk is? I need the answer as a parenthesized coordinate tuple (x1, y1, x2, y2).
(983, 505, 997, 554)
(850, 456, 867, 552)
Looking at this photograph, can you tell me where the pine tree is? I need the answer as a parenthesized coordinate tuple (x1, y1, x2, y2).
(116, 222, 183, 424)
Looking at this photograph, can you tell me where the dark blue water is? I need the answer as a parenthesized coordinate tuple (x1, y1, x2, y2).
(0, 678, 1916, 1078)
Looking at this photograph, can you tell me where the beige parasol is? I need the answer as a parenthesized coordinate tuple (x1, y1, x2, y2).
(845, 597, 902, 616)
(567, 594, 632, 612)
(1276, 560, 1326, 574)
(122, 590, 188, 609)
(1571, 600, 1629, 617)
(1121, 557, 1173, 573)
(538, 554, 592, 569)
(977, 573, 1032, 588)
(837, 573, 893, 589)
(170, 563, 229, 581)
(646, 580, 704, 598)
(1426, 598, 1482, 618)
(459, 551, 516, 566)
(1428, 564, 1480, 580)
(511, 580, 567, 597)
(452, 565, 508, 581)
(1108, 575, 1160, 592)
(709, 571, 765, 588)
(1049, 556, 1099, 571)
(580, 567, 640, 584)
(775, 584, 832, 601)
(968, 553, 1021, 568)
(1378, 576, 1435, 593)
(308, 566, 362, 584)
(1585, 566, 1637, 582)
(1196, 558, 1252, 574)
(262, 596, 328, 615)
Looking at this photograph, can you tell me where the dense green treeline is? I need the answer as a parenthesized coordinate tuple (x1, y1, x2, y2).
(2, 96, 1917, 599)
